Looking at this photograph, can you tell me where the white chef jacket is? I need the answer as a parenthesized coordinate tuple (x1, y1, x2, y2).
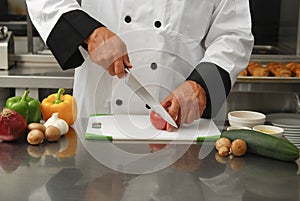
(26, 0, 254, 119)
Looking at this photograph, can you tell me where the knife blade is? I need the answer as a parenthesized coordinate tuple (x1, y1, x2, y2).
(124, 68, 178, 128)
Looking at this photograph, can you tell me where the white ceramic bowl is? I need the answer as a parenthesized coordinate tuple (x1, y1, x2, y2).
(252, 125, 284, 138)
(228, 110, 266, 128)
(227, 126, 252, 131)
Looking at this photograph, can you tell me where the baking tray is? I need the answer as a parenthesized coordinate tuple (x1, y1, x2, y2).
(237, 56, 300, 83)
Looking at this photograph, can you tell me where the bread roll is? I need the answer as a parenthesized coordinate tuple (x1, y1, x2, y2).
(246, 62, 269, 76)
(285, 62, 300, 77)
(239, 69, 248, 76)
(266, 62, 292, 77)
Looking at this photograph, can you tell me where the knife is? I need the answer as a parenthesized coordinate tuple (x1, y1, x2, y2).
(124, 68, 178, 128)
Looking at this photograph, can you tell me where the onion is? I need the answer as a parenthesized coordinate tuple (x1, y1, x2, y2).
(0, 108, 27, 141)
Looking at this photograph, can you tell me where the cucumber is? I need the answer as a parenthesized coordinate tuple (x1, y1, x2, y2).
(221, 129, 299, 162)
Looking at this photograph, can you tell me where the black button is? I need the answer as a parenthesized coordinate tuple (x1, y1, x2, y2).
(154, 21, 161, 28)
(150, 63, 158, 70)
(124, 15, 132, 23)
(116, 99, 123, 106)
(145, 104, 151, 109)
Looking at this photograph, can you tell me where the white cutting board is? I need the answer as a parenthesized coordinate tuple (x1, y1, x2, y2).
(85, 114, 220, 142)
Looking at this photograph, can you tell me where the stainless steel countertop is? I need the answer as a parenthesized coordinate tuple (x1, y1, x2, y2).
(0, 118, 299, 201)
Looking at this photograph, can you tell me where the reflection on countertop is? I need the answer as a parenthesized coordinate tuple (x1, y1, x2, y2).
(0, 119, 299, 201)
(0, 127, 77, 174)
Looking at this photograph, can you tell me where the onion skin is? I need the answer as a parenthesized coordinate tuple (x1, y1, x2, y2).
(0, 108, 27, 141)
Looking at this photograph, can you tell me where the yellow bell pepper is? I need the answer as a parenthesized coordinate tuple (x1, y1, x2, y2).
(41, 88, 77, 126)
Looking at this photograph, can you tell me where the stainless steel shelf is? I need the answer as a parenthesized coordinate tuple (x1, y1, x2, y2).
(0, 65, 74, 88)
(237, 76, 300, 84)
(0, 75, 73, 88)
(0, 65, 74, 99)
(233, 78, 300, 93)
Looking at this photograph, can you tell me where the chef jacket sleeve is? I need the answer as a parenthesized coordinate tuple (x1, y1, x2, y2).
(186, 62, 231, 118)
(26, 0, 104, 69)
(46, 10, 104, 69)
(187, 0, 254, 118)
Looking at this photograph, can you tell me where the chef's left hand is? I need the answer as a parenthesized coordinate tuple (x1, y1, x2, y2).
(161, 80, 207, 132)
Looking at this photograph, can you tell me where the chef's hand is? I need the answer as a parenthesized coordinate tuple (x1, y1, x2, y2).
(161, 80, 207, 132)
(85, 27, 132, 78)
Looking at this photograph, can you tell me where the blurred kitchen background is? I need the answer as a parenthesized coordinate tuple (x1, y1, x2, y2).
(0, 0, 300, 116)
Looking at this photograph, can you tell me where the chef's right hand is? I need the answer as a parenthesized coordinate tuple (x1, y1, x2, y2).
(85, 27, 132, 78)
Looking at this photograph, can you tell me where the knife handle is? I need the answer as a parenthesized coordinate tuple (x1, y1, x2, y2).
(124, 67, 130, 74)
(124, 63, 131, 74)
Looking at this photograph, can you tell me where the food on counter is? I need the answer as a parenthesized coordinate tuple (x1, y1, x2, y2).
(44, 113, 69, 135)
(215, 137, 231, 151)
(44, 113, 69, 142)
(0, 108, 27, 141)
(246, 61, 270, 76)
(218, 146, 230, 157)
(252, 125, 284, 138)
(27, 122, 46, 145)
(5, 90, 41, 124)
(215, 137, 247, 157)
(27, 129, 44, 145)
(266, 62, 292, 77)
(27, 122, 46, 132)
(230, 139, 247, 156)
(41, 88, 77, 126)
(285, 62, 300, 77)
(45, 125, 61, 142)
(221, 129, 299, 162)
(27, 128, 78, 160)
(27, 113, 69, 144)
(150, 111, 167, 130)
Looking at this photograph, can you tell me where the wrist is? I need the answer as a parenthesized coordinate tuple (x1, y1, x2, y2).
(186, 80, 207, 110)
(84, 27, 106, 45)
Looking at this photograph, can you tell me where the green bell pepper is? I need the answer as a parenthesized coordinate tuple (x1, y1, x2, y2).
(5, 90, 41, 124)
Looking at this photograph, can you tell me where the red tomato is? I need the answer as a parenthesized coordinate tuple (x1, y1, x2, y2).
(150, 111, 167, 130)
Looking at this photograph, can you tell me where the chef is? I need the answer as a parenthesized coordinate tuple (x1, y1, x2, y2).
(26, 0, 254, 131)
